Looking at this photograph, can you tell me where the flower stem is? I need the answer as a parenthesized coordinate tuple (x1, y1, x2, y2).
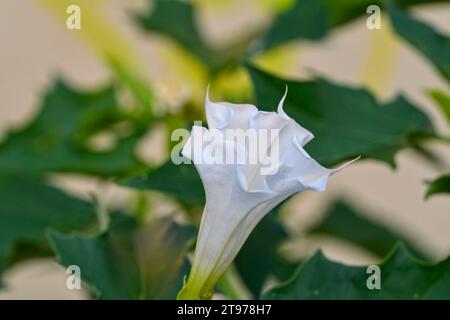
(176, 283, 213, 300)
(176, 264, 251, 300)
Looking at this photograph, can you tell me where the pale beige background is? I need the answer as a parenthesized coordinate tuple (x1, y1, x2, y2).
(0, 0, 449, 299)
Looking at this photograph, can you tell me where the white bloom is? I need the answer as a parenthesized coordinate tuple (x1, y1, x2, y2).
(177, 88, 356, 299)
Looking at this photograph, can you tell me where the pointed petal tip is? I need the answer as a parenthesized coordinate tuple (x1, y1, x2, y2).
(330, 156, 361, 175)
(277, 85, 289, 115)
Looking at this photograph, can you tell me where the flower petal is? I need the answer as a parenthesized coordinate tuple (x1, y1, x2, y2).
(205, 88, 258, 130)
(277, 86, 314, 146)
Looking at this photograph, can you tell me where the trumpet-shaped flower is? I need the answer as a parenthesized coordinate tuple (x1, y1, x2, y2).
(177, 88, 355, 299)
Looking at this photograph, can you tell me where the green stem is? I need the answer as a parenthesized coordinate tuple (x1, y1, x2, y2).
(177, 286, 212, 300)
(90, 193, 110, 232)
(176, 264, 251, 300)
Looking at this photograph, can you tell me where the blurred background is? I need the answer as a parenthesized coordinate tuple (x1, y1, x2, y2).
(0, 0, 449, 299)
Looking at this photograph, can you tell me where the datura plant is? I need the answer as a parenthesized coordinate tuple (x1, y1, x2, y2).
(177, 89, 357, 299)
(4, 0, 450, 302)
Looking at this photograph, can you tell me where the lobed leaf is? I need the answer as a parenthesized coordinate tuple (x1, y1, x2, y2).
(136, 0, 216, 68)
(263, 244, 450, 299)
(49, 215, 195, 299)
(388, 5, 450, 83)
(247, 64, 435, 167)
(0, 174, 96, 287)
(308, 201, 428, 259)
(0, 80, 146, 177)
(261, 0, 450, 50)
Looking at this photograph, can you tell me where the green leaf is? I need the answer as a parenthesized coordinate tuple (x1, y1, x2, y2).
(120, 161, 204, 204)
(429, 90, 450, 123)
(388, 5, 450, 82)
(0, 174, 96, 286)
(136, 0, 215, 66)
(426, 174, 450, 198)
(261, 0, 329, 49)
(247, 64, 435, 167)
(49, 215, 195, 299)
(261, 0, 376, 49)
(136, 0, 262, 71)
(51, 214, 139, 299)
(235, 210, 293, 298)
(308, 201, 427, 259)
(0, 80, 146, 177)
(261, 0, 449, 50)
(263, 244, 450, 299)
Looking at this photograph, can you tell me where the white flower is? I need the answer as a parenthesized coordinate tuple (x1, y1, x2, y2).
(177, 88, 356, 299)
